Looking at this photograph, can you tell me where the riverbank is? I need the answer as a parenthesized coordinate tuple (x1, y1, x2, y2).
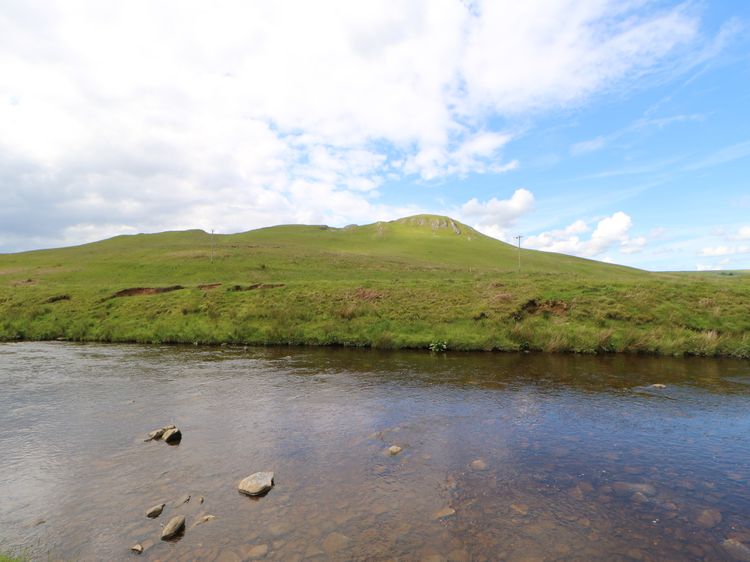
(1, 216, 749, 357)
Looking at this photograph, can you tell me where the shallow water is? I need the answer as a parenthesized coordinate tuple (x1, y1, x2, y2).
(1, 343, 750, 561)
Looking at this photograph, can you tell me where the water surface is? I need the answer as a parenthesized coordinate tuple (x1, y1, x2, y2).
(1, 343, 750, 561)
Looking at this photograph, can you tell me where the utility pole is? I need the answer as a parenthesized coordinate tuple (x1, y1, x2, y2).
(514, 235, 523, 272)
(210, 229, 215, 264)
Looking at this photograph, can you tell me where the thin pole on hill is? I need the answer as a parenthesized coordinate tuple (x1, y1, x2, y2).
(211, 229, 214, 264)
(514, 235, 523, 273)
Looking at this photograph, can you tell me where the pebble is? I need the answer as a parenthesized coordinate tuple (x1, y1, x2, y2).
(470, 459, 488, 471)
(510, 503, 529, 516)
(130, 543, 143, 554)
(146, 503, 165, 518)
(432, 507, 456, 520)
(388, 445, 402, 455)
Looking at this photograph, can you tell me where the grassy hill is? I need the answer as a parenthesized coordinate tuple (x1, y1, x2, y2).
(1, 214, 749, 356)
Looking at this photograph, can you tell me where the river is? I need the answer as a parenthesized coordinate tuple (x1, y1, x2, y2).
(1, 343, 750, 561)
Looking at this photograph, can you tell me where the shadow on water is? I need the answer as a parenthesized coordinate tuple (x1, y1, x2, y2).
(1, 342, 749, 561)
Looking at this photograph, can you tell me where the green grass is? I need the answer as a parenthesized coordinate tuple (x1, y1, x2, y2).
(1, 214, 749, 357)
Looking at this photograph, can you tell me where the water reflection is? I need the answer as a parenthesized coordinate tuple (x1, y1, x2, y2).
(0, 343, 749, 561)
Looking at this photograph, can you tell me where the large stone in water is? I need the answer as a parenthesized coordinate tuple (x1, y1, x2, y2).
(161, 515, 185, 540)
(163, 427, 182, 444)
(146, 503, 165, 518)
(723, 539, 750, 562)
(238, 472, 274, 496)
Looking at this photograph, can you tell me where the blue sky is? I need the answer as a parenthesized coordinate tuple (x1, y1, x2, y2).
(1, 1, 749, 271)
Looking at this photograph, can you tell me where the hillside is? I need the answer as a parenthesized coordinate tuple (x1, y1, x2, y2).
(1, 215, 749, 356)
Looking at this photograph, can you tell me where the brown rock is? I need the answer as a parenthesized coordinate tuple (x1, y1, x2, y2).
(510, 503, 529, 516)
(723, 539, 750, 562)
(432, 507, 456, 520)
(322, 532, 350, 554)
(470, 459, 488, 471)
(131, 543, 143, 554)
(388, 445, 402, 455)
(146, 503, 165, 518)
(163, 427, 182, 444)
(245, 544, 269, 559)
(161, 515, 186, 540)
(696, 508, 722, 529)
(238, 472, 274, 496)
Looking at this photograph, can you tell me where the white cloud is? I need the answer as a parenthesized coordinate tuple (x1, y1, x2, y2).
(525, 211, 646, 258)
(460, 188, 535, 239)
(731, 226, 750, 240)
(700, 245, 750, 257)
(697, 258, 731, 271)
(0, 0, 710, 250)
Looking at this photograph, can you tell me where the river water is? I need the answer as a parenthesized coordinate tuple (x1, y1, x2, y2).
(1, 343, 750, 561)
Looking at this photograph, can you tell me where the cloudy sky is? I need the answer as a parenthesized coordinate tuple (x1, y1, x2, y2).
(1, 0, 749, 270)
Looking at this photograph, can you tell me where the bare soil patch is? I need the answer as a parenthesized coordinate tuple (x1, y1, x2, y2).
(112, 286, 184, 298)
(228, 283, 285, 292)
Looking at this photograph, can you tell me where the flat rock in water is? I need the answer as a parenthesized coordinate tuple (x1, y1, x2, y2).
(238, 472, 274, 496)
(245, 544, 269, 559)
(471, 459, 488, 471)
(696, 508, 722, 528)
(130, 543, 143, 554)
(161, 515, 186, 540)
(723, 539, 750, 562)
(163, 427, 182, 444)
(388, 445, 402, 455)
(146, 503, 165, 518)
(322, 532, 350, 554)
(193, 514, 216, 527)
(650, 384, 667, 389)
(432, 507, 456, 520)
(611, 482, 656, 497)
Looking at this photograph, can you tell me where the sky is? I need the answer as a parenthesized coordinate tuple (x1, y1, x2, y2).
(1, 0, 749, 271)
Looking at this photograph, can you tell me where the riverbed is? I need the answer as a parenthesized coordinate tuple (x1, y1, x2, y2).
(1, 343, 750, 561)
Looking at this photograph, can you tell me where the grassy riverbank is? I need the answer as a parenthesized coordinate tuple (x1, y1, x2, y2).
(1, 215, 749, 356)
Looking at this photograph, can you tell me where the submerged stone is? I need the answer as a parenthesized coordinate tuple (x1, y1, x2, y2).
(723, 539, 750, 562)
